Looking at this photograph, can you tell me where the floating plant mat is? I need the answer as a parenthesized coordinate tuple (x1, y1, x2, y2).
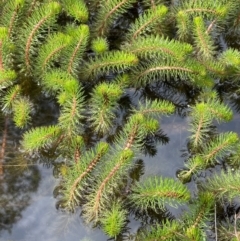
(1, 0, 240, 240)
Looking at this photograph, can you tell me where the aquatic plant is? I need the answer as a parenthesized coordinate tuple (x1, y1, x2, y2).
(1, 0, 240, 240)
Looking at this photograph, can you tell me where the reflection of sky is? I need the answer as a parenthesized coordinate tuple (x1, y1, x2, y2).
(1, 167, 108, 241)
(143, 114, 189, 178)
(1, 110, 240, 241)
(0, 114, 189, 241)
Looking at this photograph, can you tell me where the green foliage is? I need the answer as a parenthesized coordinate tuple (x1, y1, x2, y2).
(178, 155, 206, 182)
(131, 58, 213, 88)
(113, 112, 160, 152)
(17, 1, 61, 73)
(41, 70, 77, 94)
(82, 111, 163, 222)
(100, 201, 127, 238)
(126, 5, 168, 41)
(91, 0, 137, 37)
(122, 35, 193, 61)
(36, 32, 72, 75)
(135, 220, 182, 241)
(179, 132, 239, 181)
(175, 10, 190, 41)
(201, 171, 240, 201)
(1, 0, 240, 239)
(142, 0, 167, 9)
(1, 84, 21, 113)
(0, 27, 8, 39)
(62, 24, 90, 77)
(193, 16, 216, 60)
(201, 132, 238, 162)
(83, 149, 134, 222)
(57, 84, 85, 136)
(189, 103, 213, 148)
(220, 48, 240, 67)
(175, 0, 231, 24)
(88, 82, 123, 134)
(135, 192, 215, 240)
(205, 93, 233, 122)
(12, 96, 33, 128)
(189, 92, 233, 147)
(0, 69, 17, 89)
(91, 37, 109, 54)
(60, 0, 88, 23)
(60, 142, 109, 210)
(135, 99, 175, 117)
(0, 0, 25, 38)
(219, 48, 240, 80)
(82, 51, 138, 80)
(0, 29, 14, 70)
(174, 0, 236, 40)
(226, 144, 240, 168)
(22, 125, 62, 152)
(182, 192, 215, 231)
(130, 176, 191, 211)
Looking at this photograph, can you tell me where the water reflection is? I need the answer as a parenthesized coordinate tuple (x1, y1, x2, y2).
(0, 115, 41, 235)
(1, 82, 240, 241)
(0, 112, 188, 241)
(0, 154, 40, 234)
(0, 166, 108, 241)
(1, 111, 240, 241)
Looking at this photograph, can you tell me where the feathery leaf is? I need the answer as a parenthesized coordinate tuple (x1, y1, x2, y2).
(202, 132, 238, 162)
(193, 16, 216, 59)
(88, 82, 123, 134)
(82, 149, 134, 222)
(1, 84, 21, 113)
(35, 32, 72, 75)
(202, 170, 240, 201)
(92, 0, 137, 37)
(179, 132, 238, 181)
(135, 220, 182, 241)
(100, 201, 127, 238)
(126, 5, 168, 41)
(91, 37, 109, 54)
(122, 35, 193, 61)
(41, 70, 77, 94)
(183, 192, 215, 235)
(22, 125, 62, 152)
(12, 96, 33, 128)
(62, 24, 90, 77)
(130, 176, 191, 211)
(0, 0, 25, 38)
(135, 98, 175, 118)
(82, 51, 138, 80)
(61, 0, 88, 23)
(60, 142, 109, 210)
(0, 69, 17, 90)
(58, 85, 85, 136)
(131, 58, 213, 88)
(17, 1, 61, 73)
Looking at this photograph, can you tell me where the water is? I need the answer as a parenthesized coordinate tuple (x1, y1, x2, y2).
(0, 112, 189, 241)
(0, 167, 108, 241)
(1, 91, 240, 241)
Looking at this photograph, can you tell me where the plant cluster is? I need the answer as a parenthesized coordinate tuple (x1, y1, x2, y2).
(1, 0, 240, 240)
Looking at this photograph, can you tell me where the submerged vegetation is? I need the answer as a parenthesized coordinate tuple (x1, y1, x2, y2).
(1, 0, 240, 240)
